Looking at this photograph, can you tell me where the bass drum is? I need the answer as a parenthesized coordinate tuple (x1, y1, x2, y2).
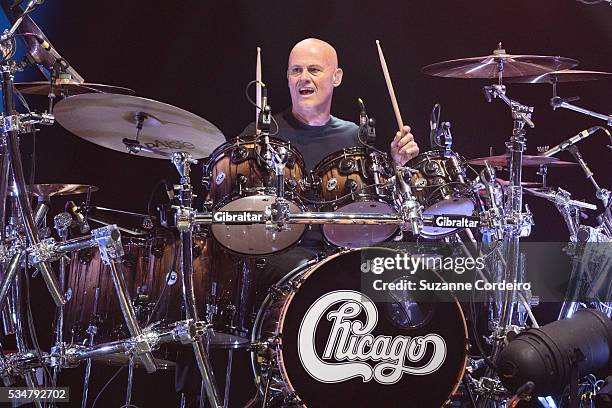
(251, 248, 468, 408)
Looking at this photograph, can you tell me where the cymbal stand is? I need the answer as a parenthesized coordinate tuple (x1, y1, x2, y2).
(0, 27, 65, 307)
(172, 152, 224, 408)
(51, 212, 71, 386)
(476, 84, 535, 407)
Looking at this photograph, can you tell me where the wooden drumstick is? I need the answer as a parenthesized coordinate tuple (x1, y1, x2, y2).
(376, 40, 404, 134)
(256, 47, 262, 130)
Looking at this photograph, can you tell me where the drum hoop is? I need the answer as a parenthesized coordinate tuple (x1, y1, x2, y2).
(206, 135, 306, 169)
(407, 149, 466, 165)
(252, 247, 469, 405)
(312, 146, 389, 175)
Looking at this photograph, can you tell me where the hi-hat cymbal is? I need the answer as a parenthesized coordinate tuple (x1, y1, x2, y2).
(506, 69, 612, 84)
(15, 79, 135, 96)
(422, 48, 578, 79)
(53, 94, 225, 159)
(28, 184, 99, 198)
(467, 154, 578, 168)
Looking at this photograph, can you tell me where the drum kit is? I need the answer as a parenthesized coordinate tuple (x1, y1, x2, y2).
(0, 3, 611, 408)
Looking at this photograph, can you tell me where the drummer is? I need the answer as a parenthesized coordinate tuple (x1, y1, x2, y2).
(177, 38, 421, 408)
(239, 37, 421, 291)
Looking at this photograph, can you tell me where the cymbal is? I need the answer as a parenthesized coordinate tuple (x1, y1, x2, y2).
(525, 188, 597, 210)
(496, 178, 542, 187)
(15, 79, 135, 96)
(506, 69, 612, 84)
(53, 94, 225, 160)
(422, 49, 578, 79)
(28, 184, 99, 198)
(467, 154, 578, 168)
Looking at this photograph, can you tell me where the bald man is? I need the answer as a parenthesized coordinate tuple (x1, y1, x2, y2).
(241, 38, 419, 169)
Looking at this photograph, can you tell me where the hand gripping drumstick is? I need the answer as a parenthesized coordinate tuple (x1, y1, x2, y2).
(256, 47, 262, 133)
(375, 39, 423, 234)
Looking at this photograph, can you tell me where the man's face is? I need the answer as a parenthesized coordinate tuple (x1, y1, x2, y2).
(287, 40, 342, 115)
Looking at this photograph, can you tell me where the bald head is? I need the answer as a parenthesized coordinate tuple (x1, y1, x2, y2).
(287, 38, 343, 125)
(288, 38, 339, 70)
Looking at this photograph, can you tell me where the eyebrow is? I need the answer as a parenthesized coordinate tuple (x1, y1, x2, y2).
(289, 64, 325, 70)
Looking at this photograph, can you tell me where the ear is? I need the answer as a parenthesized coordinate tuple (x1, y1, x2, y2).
(332, 68, 343, 87)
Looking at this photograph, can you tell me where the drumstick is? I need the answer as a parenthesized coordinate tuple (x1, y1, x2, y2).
(256, 47, 262, 131)
(376, 40, 404, 135)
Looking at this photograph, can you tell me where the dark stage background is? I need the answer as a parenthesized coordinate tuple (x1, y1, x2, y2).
(2, 0, 612, 406)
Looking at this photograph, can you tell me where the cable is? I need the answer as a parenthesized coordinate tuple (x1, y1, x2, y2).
(91, 366, 125, 408)
(244, 80, 279, 136)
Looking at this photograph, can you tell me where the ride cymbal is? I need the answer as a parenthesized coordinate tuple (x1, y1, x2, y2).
(422, 46, 578, 79)
(467, 154, 577, 168)
(53, 93, 225, 159)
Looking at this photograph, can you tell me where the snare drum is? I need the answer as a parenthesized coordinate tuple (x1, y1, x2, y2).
(312, 147, 398, 248)
(205, 136, 307, 255)
(251, 248, 468, 407)
(407, 150, 475, 238)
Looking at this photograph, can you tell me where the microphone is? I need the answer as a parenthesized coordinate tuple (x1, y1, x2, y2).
(358, 97, 367, 127)
(357, 98, 376, 144)
(540, 127, 600, 157)
(65, 201, 90, 234)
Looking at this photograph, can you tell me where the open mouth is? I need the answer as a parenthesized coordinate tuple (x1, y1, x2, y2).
(298, 88, 315, 96)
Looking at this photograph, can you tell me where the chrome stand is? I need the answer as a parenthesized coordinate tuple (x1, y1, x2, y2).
(172, 152, 223, 408)
(51, 212, 71, 386)
(126, 356, 135, 407)
(81, 288, 99, 408)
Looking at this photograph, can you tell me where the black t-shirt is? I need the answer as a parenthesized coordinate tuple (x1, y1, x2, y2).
(239, 108, 360, 247)
(239, 108, 360, 171)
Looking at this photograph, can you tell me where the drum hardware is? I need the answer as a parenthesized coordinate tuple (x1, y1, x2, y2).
(51, 211, 71, 387)
(566, 144, 612, 234)
(0, 51, 65, 307)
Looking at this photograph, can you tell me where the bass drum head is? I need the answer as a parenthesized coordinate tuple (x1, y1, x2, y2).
(254, 249, 468, 407)
(211, 195, 306, 255)
(322, 201, 398, 248)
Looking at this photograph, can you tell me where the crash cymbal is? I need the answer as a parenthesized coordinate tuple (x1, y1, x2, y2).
(525, 188, 597, 210)
(422, 46, 578, 79)
(506, 69, 612, 84)
(28, 184, 99, 198)
(467, 154, 578, 168)
(15, 79, 135, 96)
(53, 93, 225, 159)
